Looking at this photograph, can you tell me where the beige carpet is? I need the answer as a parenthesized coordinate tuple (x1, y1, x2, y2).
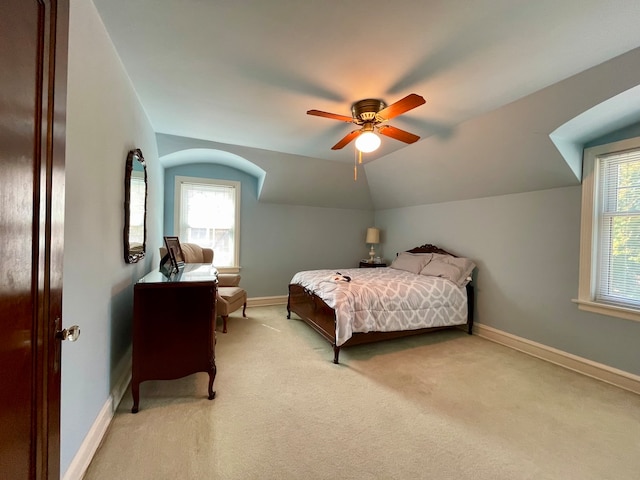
(84, 306, 640, 480)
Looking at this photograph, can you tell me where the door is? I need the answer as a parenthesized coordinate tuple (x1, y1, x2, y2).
(0, 0, 68, 478)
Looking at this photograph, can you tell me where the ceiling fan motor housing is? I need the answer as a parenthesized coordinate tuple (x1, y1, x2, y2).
(351, 99, 386, 123)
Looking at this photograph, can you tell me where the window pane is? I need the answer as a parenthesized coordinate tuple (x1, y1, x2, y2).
(596, 151, 640, 307)
(178, 181, 237, 267)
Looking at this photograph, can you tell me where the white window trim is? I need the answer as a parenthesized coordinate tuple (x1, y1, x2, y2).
(174, 175, 241, 273)
(574, 137, 640, 323)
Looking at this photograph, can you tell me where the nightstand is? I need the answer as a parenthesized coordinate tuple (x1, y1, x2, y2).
(359, 261, 387, 268)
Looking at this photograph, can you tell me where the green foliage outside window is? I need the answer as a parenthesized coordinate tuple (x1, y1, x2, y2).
(604, 157, 640, 303)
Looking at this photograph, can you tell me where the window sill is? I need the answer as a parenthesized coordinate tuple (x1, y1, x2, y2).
(572, 299, 640, 323)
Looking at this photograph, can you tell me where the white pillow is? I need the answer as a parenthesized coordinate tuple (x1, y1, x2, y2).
(389, 252, 433, 274)
(419, 255, 475, 287)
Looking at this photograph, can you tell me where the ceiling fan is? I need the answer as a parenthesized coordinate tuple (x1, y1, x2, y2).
(307, 93, 426, 153)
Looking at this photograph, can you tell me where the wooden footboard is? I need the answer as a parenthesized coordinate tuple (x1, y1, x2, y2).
(287, 284, 339, 360)
(287, 282, 475, 364)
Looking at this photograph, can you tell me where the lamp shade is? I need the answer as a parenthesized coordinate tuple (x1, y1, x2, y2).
(355, 131, 381, 153)
(365, 227, 380, 244)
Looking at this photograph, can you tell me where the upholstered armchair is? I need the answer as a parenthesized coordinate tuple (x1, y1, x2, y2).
(159, 243, 247, 333)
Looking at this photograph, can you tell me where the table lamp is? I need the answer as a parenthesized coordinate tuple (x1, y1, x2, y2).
(365, 227, 380, 263)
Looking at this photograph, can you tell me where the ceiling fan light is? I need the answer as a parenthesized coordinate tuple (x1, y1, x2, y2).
(355, 131, 381, 153)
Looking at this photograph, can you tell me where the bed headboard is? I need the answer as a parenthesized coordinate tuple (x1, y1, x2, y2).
(405, 243, 458, 257)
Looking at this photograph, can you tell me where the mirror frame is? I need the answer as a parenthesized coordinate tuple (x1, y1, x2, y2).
(123, 148, 147, 263)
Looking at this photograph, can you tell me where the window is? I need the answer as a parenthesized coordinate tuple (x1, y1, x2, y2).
(174, 176, 240, 271)
(576, 137, 640, 322)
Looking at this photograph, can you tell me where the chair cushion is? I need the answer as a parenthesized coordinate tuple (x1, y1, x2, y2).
(217, 286, 247, 317)
(218, 286, 246, 303)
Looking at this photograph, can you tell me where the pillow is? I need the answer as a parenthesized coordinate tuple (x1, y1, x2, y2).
(419, 255, 475, 287)
(389, 252, 433, 274)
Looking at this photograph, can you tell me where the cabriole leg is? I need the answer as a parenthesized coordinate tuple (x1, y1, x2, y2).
(333, 345, 340, 364)
(131, 381, 140, 413)
(208, 360, 217, 400)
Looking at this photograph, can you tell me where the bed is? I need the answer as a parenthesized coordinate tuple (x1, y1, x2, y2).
(287, 244, 475, 363)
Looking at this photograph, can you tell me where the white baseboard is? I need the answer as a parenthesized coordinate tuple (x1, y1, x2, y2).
(474, 322, 640, 395)
(62, 349, 132, 480)
(109, 347, 133, 414)
(247, 295, 287, 307)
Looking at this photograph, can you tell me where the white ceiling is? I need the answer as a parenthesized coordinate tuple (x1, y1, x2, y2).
(92, 0, 640, 164)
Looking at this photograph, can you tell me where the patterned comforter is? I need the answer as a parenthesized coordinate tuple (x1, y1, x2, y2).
(289, 267, 468, 346)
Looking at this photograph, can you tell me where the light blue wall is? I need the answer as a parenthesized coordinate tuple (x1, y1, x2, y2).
(376, 186, 639, 376)
(61, 0, 162, 476)
(585, 121, 640, 148)
(164, 163, 374, 297)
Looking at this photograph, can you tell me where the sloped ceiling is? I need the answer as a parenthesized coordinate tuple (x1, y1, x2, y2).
(156, 133, 374, 210)
(367, 47, 640, 209)
(92, 0, 640, 209)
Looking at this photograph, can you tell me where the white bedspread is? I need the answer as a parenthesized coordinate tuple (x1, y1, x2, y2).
(289, 267, 468, 346)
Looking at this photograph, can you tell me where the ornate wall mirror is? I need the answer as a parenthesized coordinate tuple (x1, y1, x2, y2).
(124, 148, 147, 263)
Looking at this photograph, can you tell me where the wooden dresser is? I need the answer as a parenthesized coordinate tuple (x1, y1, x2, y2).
(131, 264, 218, 413)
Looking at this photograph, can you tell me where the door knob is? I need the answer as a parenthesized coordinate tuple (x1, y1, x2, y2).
(56, 325, 80, 342)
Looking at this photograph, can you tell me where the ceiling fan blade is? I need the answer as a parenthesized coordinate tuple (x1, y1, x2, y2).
(332, 130, 361, 150)
(307, 109, 355, 123)
(378, 125, 420, 144)
(377, 93, 425, 121)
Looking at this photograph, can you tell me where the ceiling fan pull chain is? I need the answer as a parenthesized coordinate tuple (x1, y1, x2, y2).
(354, 149, 358, 181)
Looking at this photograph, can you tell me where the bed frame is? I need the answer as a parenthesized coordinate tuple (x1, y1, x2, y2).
(287, 244, 475, 364)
